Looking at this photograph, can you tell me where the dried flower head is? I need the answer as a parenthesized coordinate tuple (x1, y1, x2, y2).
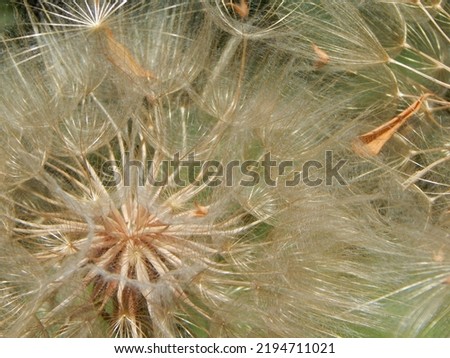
(1, 0, 449, 338)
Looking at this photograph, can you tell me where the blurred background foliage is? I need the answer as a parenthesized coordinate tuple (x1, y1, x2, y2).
(0, 0, 15, 35)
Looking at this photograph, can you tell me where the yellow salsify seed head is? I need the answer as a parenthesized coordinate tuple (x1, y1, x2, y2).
(1, 0, 449, 338)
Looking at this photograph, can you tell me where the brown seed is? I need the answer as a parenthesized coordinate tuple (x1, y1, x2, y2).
(226, 0, 250, 19)
(312, 43, 330, 69)
(101, 26, 156, 80)
(193, 203, 208, 217)
(353, 94, 432, 157)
